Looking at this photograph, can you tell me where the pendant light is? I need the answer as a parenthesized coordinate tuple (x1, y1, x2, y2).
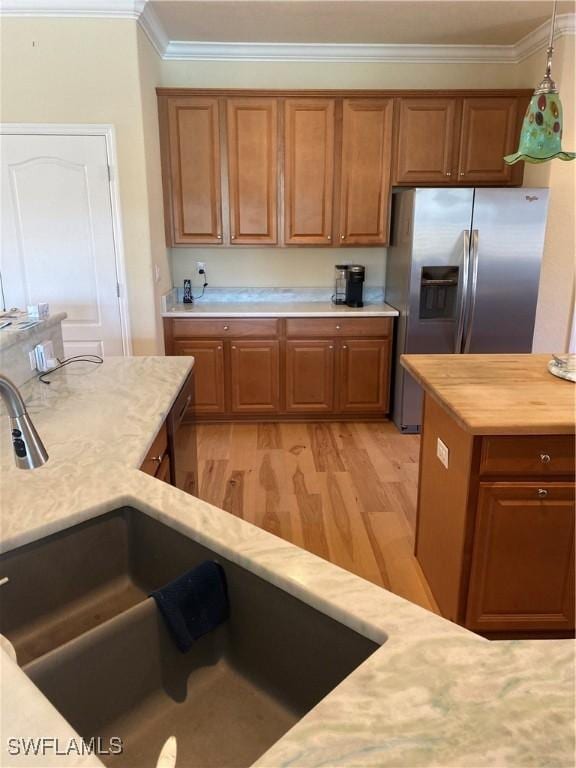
(505, 0, 575, 165)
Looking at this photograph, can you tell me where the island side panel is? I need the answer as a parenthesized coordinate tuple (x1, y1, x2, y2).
(415, 394, 476, 622)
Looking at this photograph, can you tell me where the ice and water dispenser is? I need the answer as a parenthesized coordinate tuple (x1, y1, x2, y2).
(419, 266, 459, 320)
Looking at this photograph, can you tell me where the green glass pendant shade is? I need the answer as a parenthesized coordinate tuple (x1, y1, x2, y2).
(505, 92, 575, 165)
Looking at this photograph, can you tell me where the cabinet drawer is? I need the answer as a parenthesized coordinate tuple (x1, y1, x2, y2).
(480, 435, 575, 476)
(286, 317, 392, 338)
(170, 318, 279, 338)
(140, 423, 168, 476)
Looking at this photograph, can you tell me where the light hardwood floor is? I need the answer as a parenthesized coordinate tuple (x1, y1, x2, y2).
(195, 422, 439, 613)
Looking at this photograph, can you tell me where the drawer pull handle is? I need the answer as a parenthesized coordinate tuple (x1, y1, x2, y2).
(537, 488, 548, 498)
(150, 453, 164, 465)
(223, 325, 229, 331)
(540, 453, 551, 464)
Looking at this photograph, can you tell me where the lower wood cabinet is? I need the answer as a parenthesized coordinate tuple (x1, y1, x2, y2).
(173, 340, 226, 414)
(230, 340, 280, 413)
(164, 316, 393, 421)
(285, 340, 335, 413)
(339, 339, 390, 413)
(466, 482, 575, 633)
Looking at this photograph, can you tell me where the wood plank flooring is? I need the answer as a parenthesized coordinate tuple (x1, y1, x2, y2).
(195, 422, 439, 614)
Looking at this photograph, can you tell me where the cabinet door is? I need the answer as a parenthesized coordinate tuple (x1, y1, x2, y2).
(338, 99, 393, 245)
(285, 340, 335, 413)
(230, 340, 280, 413)
(394, 98, 458, 184)
(284, 99, 335, 245)
(227, 98, 278, 244)
(466, 483, 575, 633)
(338, 339, 390, 413)
(166, 97, 222, 244)
(173, 340, 226, 415)
(458, 97, 519, 184)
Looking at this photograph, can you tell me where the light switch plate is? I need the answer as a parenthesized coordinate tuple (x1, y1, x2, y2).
(436, 437, 449, 469)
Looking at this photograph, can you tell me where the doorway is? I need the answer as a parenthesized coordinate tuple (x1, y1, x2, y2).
(0, 125, 130, 356)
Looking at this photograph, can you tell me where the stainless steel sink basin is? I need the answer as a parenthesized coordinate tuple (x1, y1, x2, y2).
(0, 508, 380, 768)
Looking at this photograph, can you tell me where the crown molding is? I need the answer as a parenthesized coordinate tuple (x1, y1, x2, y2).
(0, 2, 574, 65)
(0, 0, 146, 18)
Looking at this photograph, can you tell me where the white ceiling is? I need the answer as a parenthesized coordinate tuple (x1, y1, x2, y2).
(150, 0, 575, 45)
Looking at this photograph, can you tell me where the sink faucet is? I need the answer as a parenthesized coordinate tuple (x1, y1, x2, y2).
(0, 374, 48, 469)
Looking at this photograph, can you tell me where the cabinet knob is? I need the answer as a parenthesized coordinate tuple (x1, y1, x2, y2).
(232, 345, 236, 350)
(150, 454, 164, 464)
(328, 345, 333, 350)
(223, 325, 229, 331)
(231, 235, 236, 240)
(340, 234, 345, 240)
(540, 453, 551, 464)
(336, 324, 341, 330)
(217, 346, 222, 350)
(342, 344, 348, 349)
(327, 235, 332, 240)
(446, 171, 452, 177)
(217, 234, 222, 239)
(459, 172, 465, 176)
(537, 488, 548, 498)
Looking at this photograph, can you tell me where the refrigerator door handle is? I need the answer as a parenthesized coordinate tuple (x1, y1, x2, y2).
(454, 229, 471, 353)
(463, 229, 480, 353)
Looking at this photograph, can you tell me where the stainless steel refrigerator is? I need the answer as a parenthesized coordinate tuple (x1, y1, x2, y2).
(385, 187, 549, 433)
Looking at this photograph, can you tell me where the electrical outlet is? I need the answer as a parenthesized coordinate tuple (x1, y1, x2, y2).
(436, 437, 449, 469)
(154, 264, 161, 284)
(197, 261, 205, 273)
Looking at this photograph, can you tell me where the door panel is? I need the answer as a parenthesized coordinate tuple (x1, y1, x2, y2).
(285, 340, 335, 413)
(458, 98, 519, 184)
(230, 340, 280, 413)
(394, 98, 458, 184)
(0, 134, 124, 355)
(338, 99, 393, 245)
(167, 97, 222, 244)
(338, 339, 390, 413)
(227, 98, 278, 244)
(466, 482, 575, 632)
(284, 99, 335, 245)
(464, 188, 549, 353)
(173, 340, 226, 414)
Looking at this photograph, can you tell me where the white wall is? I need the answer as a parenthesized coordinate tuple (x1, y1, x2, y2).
(0, 17, 170, 354)
(515, 36, 575, 353)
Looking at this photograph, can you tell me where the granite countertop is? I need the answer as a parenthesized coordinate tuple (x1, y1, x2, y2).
(161, 287, 399, 318)
(401, 353, 576, 435)
(0, 312, 67, 353)
(1, 357, 574, 767)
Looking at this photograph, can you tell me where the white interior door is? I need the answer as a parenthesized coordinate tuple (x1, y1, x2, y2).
(0, 133, 125, 356)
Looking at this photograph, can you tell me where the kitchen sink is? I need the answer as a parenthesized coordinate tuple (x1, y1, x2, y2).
(0, 508, 380, 768)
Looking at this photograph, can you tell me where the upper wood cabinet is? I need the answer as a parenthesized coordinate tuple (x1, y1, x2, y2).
(284, 99, 335, 245)
(394, 94, 526, 186)
(458, 97, 520, 184)
(394, 98, 458, 184)
(338, 99, 393, 245)
(163, 97, 222, 245)
(226, 98, 278, 245)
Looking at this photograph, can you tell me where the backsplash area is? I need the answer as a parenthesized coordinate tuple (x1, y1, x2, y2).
(0, 314, 65, 388)
(171, 247, 387, 291)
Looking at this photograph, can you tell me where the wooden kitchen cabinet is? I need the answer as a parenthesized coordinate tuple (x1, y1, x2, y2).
(338, 99, 393, 245)
(394, 98, 458, 184)
(339, 339, 390, 413)
(394, 94, 526, 186)
(458, 97, 520, 184)
(466, 482, 575, 633)
(162, 97, 223, 244)
(226, 98, 278, 244)
(164, 316, 393, 421)
(230, 340, 280, 413)
(285, 340, 335, 413)
(284, 98, 335, 245)
(173, 340, 226, 414)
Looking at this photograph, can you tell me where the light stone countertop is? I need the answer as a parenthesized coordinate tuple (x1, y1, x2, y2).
(0, 312, 67, 353)
(0, 357, 573, 768)
(162, 301, 399, 318)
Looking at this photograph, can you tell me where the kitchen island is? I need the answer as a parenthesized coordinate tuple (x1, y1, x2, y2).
(0, 355, 574, 767)
(402, 353, 575, 638)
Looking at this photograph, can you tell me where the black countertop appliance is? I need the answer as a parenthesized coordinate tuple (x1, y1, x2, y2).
(345, 265, 365, 308)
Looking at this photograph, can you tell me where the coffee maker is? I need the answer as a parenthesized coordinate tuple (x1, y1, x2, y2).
(345, 264, 365, 308)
